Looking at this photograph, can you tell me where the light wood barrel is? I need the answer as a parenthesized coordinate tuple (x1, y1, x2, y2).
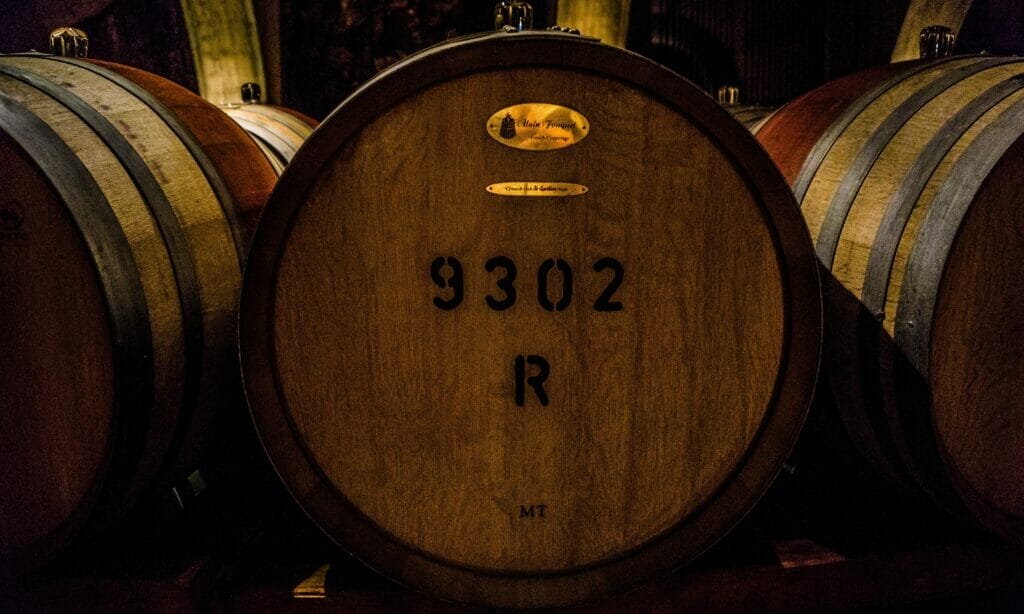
(240, 31, 821, 608)
(756, 60, 936, 190)
(0, 52, 276, 573)
(180, 0, 264, 105)
(757, 55, 1024, 544)
(222, 101, 317, 173)
(556, 0, 631, 47)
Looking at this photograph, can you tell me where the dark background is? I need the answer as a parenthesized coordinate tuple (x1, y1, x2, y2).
(2, 0, 1024, 120)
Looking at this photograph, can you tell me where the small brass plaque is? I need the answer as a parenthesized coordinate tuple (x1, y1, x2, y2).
(486, 103, 589, 151)
(486, 182, 589, 197)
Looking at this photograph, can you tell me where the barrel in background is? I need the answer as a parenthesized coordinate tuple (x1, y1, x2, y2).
(716, 86, 776, 131)
(240, 30, 822, 609)
(221, 82, 317, 174)
(0, 50, 277, 574)
(757, 54, 1024, 544)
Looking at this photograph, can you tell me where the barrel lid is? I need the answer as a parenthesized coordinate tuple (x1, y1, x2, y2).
(240, 31, 820, 608)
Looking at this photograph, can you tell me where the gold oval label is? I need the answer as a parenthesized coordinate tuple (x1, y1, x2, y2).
(486, 103, 589, 151)
(486, 182, 589, 197)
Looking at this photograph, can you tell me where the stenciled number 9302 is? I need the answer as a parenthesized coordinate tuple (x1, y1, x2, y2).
(430, 256, 624, 312)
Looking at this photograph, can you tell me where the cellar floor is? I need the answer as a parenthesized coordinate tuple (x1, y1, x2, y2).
(4, 404, 1024, 612)
(4, 480, 1022, 612)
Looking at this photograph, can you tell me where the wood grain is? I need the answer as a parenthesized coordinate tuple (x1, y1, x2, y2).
(799, 57, 984, 253)
(929, 138, 1024, 536)
(86, 58, 278, 245)
(757, 56, 1003, 489)
(1, 54, 241, 506)
(0, 129, 115, 565)
(278, 69, 782, 572)
(75, 56, 277, 477)
(556, 0, 631, 46)
(240, 31, 821, 608)
(0, 64, 186, 528)
(833, 62, 1024, 300)
(903, 100, 1024, 543)
(757, 55, 1024, 544)
(180, 0, 265, 105)
(222, 102, 316, 170)
(0, 52, 266, 571)
(756, 61, 925, 187)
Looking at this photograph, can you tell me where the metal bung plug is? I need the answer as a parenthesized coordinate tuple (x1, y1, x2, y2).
(717, 85, 740, 105)
(49, 27, 89, 58)
(920, 25, 956, 59)
(242, 82, 262, 104)
(494, 1, 533, 32)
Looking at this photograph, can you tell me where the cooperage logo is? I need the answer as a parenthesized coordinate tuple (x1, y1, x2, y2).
(486, 103, 589, 151)
(499, 112, 517, 139)
(0, 201, 24, 231)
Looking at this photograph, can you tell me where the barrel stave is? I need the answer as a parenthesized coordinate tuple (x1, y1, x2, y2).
(0, 63, 187, 526)
(758, 54, 1024, 544)
(0, 50, 275, 572)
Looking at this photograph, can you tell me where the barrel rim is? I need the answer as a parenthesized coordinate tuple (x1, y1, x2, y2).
(787, 56, 967, 204)
(811, 60, 1024, 507)
(59, 55, 250, 267)
(223, 102, 316, 139)
(240, 30, 822, 608)
(0, 58, 210, 483)
(223, 111, 299, 164)
(860, 73, 1024, 318)
(894, 96, 1024, 539)
(896, 95, 1024, 379)
(0, 91, 154, 572)
(761, 53, 1024, 543)
(815, 56, 1021, 269)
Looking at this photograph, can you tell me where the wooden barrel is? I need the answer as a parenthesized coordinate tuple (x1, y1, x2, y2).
(755, 60, 931, 189)
(722, 102, 775, 131)
(240, 31, 821, 608)
(0, 52, 276, 574)
(179, 0, 264, 105)
(757, 55, 1024, 544)
(222, 99, 317, 173)
(715, 87, 775, 132)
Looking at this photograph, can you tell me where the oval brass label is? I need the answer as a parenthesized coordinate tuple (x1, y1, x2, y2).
(486, 103, 589, 151)
(486, 182, 589, 197)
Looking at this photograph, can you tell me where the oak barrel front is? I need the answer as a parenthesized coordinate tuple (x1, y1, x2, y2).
(0, 52, 276, 573)
(240, 31, 821, 608)
(757, 55, 1024, 544)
